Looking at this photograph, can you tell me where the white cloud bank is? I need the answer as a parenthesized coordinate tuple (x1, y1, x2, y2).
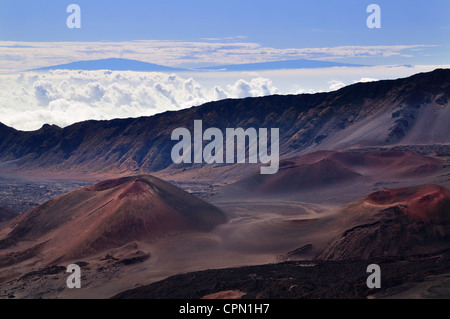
(1, 65, 448, 131)
(0, 70, 278, 131)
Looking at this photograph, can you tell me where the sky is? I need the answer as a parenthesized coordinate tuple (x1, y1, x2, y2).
(1, 1, 449, 46)
(0, 0, 449, 130)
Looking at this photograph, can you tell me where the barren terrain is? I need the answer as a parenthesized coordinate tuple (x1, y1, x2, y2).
(0, 70, 449, 299)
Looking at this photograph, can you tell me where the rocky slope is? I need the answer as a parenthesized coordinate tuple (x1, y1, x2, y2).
(113, 249, 450, 299)
(0, 69, 448, 174)
(318, 184, 450, 260)
(0, 175, 226, 263)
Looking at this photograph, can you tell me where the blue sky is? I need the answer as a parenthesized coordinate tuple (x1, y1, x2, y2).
(1, 0, 449, 46)
(0, 0, 449, 68)
(0, 0, 449, 130)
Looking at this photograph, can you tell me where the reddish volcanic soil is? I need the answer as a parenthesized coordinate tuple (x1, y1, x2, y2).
(366, 184, 450, 223)
(319, 184, 450, 260)
(228, 150, 444, 197)
(329, 150, 443, 178)
(0, 175, 226, 263)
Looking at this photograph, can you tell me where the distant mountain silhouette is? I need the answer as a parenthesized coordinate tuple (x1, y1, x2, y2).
(199, 59, 366, 71)
(31, 58, 365, 73)
(0, 69, 449, 174)
(32, 58, 188, 72)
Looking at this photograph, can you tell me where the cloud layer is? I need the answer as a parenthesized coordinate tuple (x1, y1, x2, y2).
(1, 65, 447, 131)
(0, 41, 437, 73)
(0, 70, 278, 131)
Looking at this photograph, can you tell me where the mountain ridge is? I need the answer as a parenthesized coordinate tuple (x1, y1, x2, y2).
(0, 68, 449, 174)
